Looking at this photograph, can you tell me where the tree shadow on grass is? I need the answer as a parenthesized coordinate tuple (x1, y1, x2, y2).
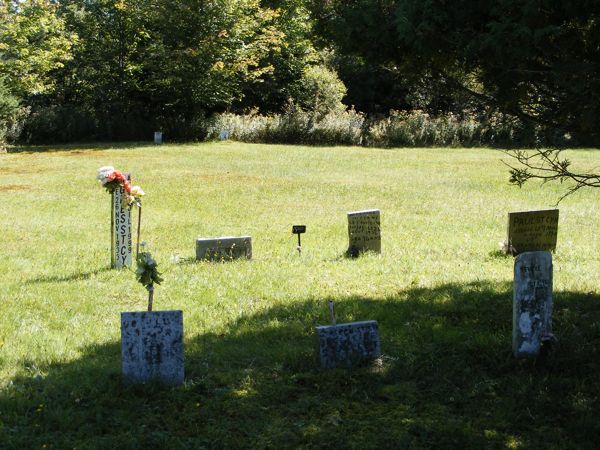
(24, 267, 113, 285)
(1, 281, 600, 449)
(6, 142, 159, 154)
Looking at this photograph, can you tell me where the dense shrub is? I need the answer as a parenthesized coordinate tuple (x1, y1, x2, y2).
(208, 107, 572, 148)
(291, 65, 347, 120)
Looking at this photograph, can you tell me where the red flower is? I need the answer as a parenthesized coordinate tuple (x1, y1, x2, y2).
(124, 181, 132, 193)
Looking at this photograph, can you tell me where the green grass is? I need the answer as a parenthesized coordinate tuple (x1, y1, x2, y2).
(0, 142, 599, 449)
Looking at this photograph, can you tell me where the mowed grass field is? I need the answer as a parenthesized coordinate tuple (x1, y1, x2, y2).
(0, 142, 599, 449)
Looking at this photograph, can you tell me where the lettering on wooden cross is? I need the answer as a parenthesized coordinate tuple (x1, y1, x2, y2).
(113, 184, 132, 268)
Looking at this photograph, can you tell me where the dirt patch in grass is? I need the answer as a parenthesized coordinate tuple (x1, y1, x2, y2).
(0, 166, 45, 175)
(0, 184, 31, 192)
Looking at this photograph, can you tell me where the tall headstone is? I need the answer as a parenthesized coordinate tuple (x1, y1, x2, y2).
(121, 310, 184, 385)
(347, 209, 381, 255)
(316, 321, 381, 368)
(196, 236, 252, 261)
(513, 251, 553, 357)
(154, 131, 163, 144)
(507, 209, 559, 255)
(112, 183, 132, 268)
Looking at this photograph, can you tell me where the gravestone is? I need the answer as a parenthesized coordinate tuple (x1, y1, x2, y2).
(219, 129, 230, 140)
(507, 209, 559, 255)
(316, 320, 381, 368)
(121, 310, 184, 385)
(513, 251, 553, 357)
(112, 182, 132, 268)
(196, 236, 252, 261)
(154, 131, 163, 144)
(347, 209, 381, 255)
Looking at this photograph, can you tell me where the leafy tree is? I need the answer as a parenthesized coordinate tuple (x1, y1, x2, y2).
(291, 65, 347, 119)
(0, 0, 75, 96)
(0, 76, 19, 147)
(241, 0, 318, 113)
(48, 0, 284, 140)
(314, 0, 600, 143)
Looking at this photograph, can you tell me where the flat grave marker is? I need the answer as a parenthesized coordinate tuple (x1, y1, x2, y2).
(196, 236, 252, 261)
(316, 320, 381, 369)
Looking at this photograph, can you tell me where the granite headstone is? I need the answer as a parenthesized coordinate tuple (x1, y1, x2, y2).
(196, 236, 252, 261)
(121, 310, 184, 385)
(507, 209, 559, 255)
(316, 320, 381, 368)
(347, 209, 381, 255)
(513, 251, 553, 357)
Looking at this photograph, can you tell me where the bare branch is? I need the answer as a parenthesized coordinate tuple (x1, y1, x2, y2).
(504, 148, 600, 203)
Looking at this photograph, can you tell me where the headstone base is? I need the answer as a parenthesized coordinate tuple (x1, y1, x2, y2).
(316, 320, 381, 368)
(196, 236, 252, 261)
(121, 310, 184, 385)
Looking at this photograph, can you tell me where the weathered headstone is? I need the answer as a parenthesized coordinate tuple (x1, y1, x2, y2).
(347, 209, 381, 255)
(121, 310, 184, 385)
(219, 129, 230, 140)
(196, 236, 252, 261)
(316, 320, 381, 368)
(507, 209, 559, 255)
(154, 131, 163, 144)
(112, 183, 132, 268)
(513, 251, 553, 357)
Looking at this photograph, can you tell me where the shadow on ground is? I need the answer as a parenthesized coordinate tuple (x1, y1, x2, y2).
(1, 281, 599, 449)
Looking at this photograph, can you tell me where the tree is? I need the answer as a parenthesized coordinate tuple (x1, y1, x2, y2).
(49, 0, 284, 140)
(0, 0, 75, 96)
(314, 0, 600, 143)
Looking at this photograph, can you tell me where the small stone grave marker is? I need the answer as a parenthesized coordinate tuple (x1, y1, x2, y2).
(513, 251, 553, 357)
(121, 310, 184, 385)
(154, 131, 163, 144)
(316, 320, 381, 369)
(347, 209, 381, 255)
(507, 209, 559, 255)
(112, 182, 132, 268)
(196, 236, 252, 261)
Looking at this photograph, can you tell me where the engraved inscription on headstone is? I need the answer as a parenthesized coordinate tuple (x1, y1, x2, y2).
(513, 251, 553, 357)
(121, 310, 184, 385)
(507, 209, 559, 255)
(113, 184, 132, 268)
(348, 209, 381, 255)
(316, 320, 381, 368)
(196, 236, 252, 261)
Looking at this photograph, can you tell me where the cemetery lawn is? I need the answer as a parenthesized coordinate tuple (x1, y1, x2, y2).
(1, 142, 600, 449)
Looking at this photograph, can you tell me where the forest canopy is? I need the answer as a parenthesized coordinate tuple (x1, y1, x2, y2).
(1, 0, 599, 145)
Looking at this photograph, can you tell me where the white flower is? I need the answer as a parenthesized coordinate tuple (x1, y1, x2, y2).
(130, 185, 145, 197)
(96, 166, 115, 185)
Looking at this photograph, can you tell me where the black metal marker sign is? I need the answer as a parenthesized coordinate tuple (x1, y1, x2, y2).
(292, 225, 306, 254)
